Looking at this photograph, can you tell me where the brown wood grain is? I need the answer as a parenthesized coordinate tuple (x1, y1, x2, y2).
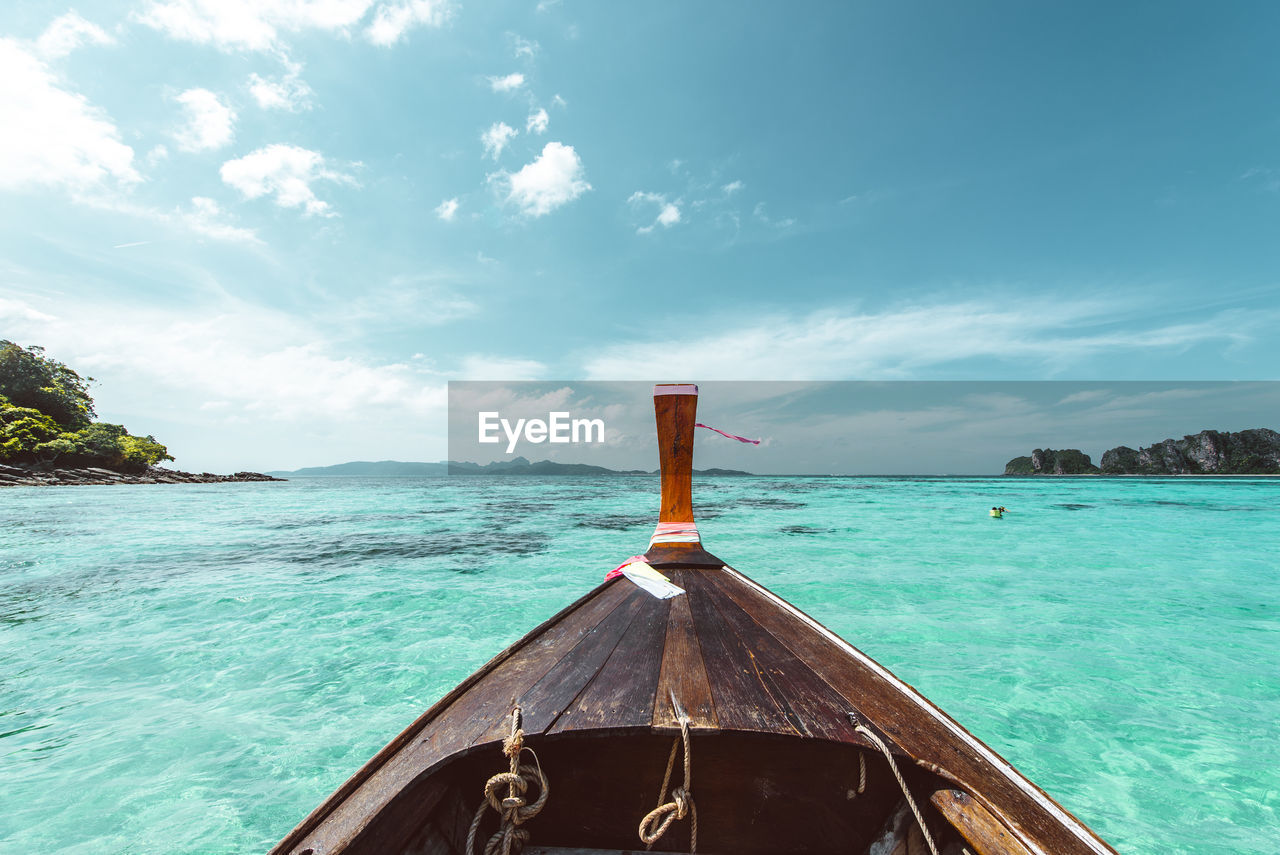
(472, 732, 902, 855)
(654, 389, 697, 524)
(511, 589, 648, 735)
(681, 571, 800, 735)
(274, 579, 634, 855)
(689, 572, 863, 744)
(704, 568, 1114, 855)
(653, 572, 718, 730)
(932, 789, 1034, 855)
(550, 590, 672, 733)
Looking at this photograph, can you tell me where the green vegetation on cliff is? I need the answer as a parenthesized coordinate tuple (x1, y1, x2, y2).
(1004, 429, 1280, 475)
(1004, 448, 1099, 475)
(0, 341, 173, 471)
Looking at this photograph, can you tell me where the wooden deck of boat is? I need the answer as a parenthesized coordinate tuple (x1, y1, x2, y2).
(275, 564, 1111, 855)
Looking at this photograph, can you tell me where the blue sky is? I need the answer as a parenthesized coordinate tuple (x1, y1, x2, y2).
(2, 2, 1278, 470)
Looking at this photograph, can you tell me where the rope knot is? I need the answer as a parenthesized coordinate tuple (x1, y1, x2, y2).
(670, 787, 690, 817)
(638, 717, 696, 852)
(467, 708, 549, 855)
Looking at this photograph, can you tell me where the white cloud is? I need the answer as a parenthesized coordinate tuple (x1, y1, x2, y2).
(36, 11, 114, 58)
(0, 292, 451, 469)
(172, 88, 236, 152)
(346, 275, 477, 326)
(628, 191, 681, 234)
(526, 108, 549, 134)
(752, 201, 795, 229)
(488, 72, 525, 92)
(365, 0, 451, 46)
(0, 38, 139, 192)
(722, 180, 744, 195)
(177, 196, 260, 242)
(656, 204, 681, 227)
(481, 121, 517, 160)
(497, 142, 590, 217)
(136, 0, 367, 51)
(512, 35, 538, 59)
(435, 197, 459, 220)
(458, 355, 547, 380)
(0, 297, 56, 322)
(220, 144, 354, 216)
(248, 62, 313, 111)
(583, 300, 1266, 380)
(135, 0, 450, 52)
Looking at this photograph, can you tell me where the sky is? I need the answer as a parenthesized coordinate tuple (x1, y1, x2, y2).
(1, 2, 1279, 471)
(448, 381, 1280, 474)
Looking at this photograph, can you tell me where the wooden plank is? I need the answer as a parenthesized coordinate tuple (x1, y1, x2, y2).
(690, 572, 863, 743)
(653, 571, 718, 730)
(275, 579, 634, 855)
(932, 789, 1034, 855)
(681, 571, 800, 735)
(705, 569, 1113, 855)
(515, 730, 891, 854)
(549, 590, 672, 733)
(510, 588, 648, 735)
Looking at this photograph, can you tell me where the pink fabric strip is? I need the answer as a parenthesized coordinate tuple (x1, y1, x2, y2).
(651, 521, 700, 544)
(653, 384, 699, 396)
(696, 423, 761, 445)
(605, 555, 648, 580)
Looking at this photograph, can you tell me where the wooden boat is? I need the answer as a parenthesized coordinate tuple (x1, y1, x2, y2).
(271, 384, 1116, 855)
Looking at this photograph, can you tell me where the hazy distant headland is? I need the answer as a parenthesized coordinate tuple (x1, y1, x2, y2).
(1005, 428, 1280, 475)
(267, 456, 753, 478)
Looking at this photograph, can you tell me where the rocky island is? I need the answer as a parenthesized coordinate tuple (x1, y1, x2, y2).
(1, 340, 281, 487)
(1004, 448, 1099, 475)
(1005, 428, 1280, 475)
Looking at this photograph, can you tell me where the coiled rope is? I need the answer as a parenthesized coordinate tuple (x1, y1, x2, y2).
(639, 716, 697, 852)
(466, 708, 549, 855)
(850, 716, 940, 855)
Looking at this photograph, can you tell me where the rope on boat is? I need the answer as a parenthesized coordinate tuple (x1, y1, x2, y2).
(466, 707, 549, 855)
(850, 717, 941, 855)
(848, 751, 867, 799)
(639, 710, 697, 852)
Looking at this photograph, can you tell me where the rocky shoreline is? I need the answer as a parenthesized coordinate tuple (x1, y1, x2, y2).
(0, 463, 285, 487)
(1004, 428, 1280, 475)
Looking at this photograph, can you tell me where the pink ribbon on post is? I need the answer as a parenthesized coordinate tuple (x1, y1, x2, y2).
(605, 555, 648, 581)
(695, 423, 761, 445)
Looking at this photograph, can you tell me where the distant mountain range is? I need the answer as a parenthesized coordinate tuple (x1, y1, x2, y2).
(266, 456, 752, 477)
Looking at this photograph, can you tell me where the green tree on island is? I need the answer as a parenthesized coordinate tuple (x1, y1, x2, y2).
(0, 341, 173, 471)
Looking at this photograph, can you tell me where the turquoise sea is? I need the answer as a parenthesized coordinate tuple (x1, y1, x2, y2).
(2, 476, 1277, 854)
